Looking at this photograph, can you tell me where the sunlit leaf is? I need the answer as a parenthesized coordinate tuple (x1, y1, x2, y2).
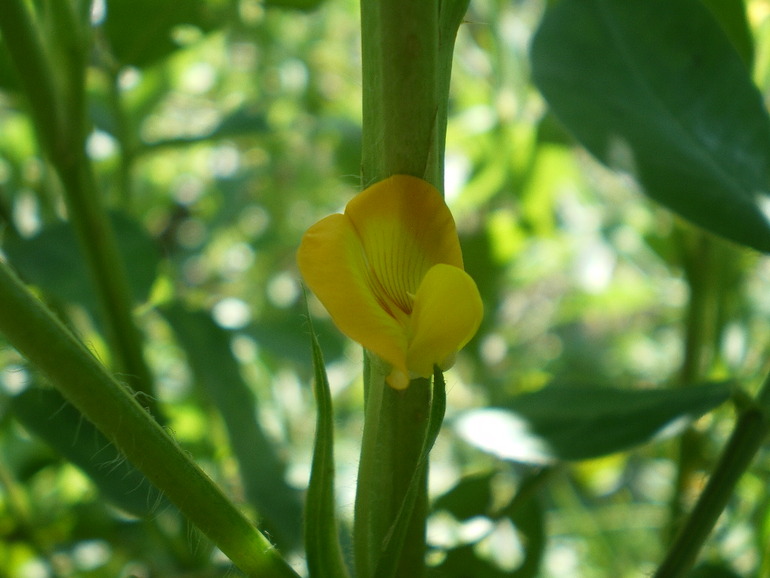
(531, 0, 770, 252)
(454, 382, 732, 463)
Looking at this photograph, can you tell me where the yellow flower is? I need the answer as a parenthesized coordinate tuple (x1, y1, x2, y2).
(297, 175, 483, 390)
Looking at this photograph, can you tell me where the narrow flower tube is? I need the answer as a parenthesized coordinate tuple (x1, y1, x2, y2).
(298, 175, 482, 389)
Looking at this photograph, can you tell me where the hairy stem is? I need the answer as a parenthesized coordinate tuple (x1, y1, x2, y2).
(0, 260, 298, 578)
(354, 359, 431, 578)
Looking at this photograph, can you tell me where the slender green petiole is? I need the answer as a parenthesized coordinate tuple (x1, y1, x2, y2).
(655, 378, 770, 576)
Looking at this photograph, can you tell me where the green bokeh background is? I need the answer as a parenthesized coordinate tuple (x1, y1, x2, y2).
(1, 0, 770, 576)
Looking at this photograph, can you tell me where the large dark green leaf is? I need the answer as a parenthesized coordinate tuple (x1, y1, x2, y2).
(0, 37, 20, 90)
(700, 0, 753, 66)
(531, 0, 770, 252)
(160, 303, 303, 551)
(3, 212, 160, 310)
(103, 0, 222, 68)
(455, 382, 732, 463)
(11, 386, 165, 517)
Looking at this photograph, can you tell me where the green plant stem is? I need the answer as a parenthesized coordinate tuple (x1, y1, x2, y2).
(105, 64, 138, 207)
(356, 1, 438, 575)
(0, 0, 157, 411)
(373, 368, 447, 578)
(0, 260, 298, 578)
(356, 1, 468, 575)
(655, 377, 770, 576)
(0, 0, 63, 154)
(354, 359, 432, 578)
(360, 0, 441, 189)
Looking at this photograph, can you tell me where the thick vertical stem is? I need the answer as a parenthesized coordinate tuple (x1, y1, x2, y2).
(355, 359, 431, 578)
(356, 2, 442, 576)
(356, 2, 468, 575)
(360, 0, 441, 189)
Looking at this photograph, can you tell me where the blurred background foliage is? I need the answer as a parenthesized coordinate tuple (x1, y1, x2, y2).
(0, 0, 769, 576)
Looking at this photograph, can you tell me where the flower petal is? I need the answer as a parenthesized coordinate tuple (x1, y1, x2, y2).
(406, 264, 483, 378)
(297, 213, 408, 372)
(345, 175, 463, 316)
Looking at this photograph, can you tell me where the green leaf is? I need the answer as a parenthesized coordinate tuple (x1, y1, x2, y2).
(687, 562, 743, 578)
(304, 312, 350, 578)
(531, 0, 770, 252)
(139, 106, 269, 153)
(160, 304, 303, 551)
(455, 382, 732, 463)
(433, 544, 513, 578)
(10, 386, 165, 518)
(432, 495, 543, 578)
(265, 0, 326, 11)
(0, 36, 20, 90)
(433, 471, 497, 521)
(3, 211, 160, 309)
(433, 470, 546, 577)
(700, 0, 753, 66)
(102, 0, 223, 68)
(504, 496, 544, 578)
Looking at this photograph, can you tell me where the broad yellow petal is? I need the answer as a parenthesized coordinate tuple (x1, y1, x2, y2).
(297, 213, 408, 372)
(406, 264, 483, 378)
(345, 175, 463, 316)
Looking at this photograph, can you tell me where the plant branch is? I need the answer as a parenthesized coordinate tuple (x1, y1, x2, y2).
(655, 378, 770, 577)
(0, 259, 298, 578)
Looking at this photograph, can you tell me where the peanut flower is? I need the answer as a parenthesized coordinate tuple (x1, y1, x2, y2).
(297, 175, 483, 390)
